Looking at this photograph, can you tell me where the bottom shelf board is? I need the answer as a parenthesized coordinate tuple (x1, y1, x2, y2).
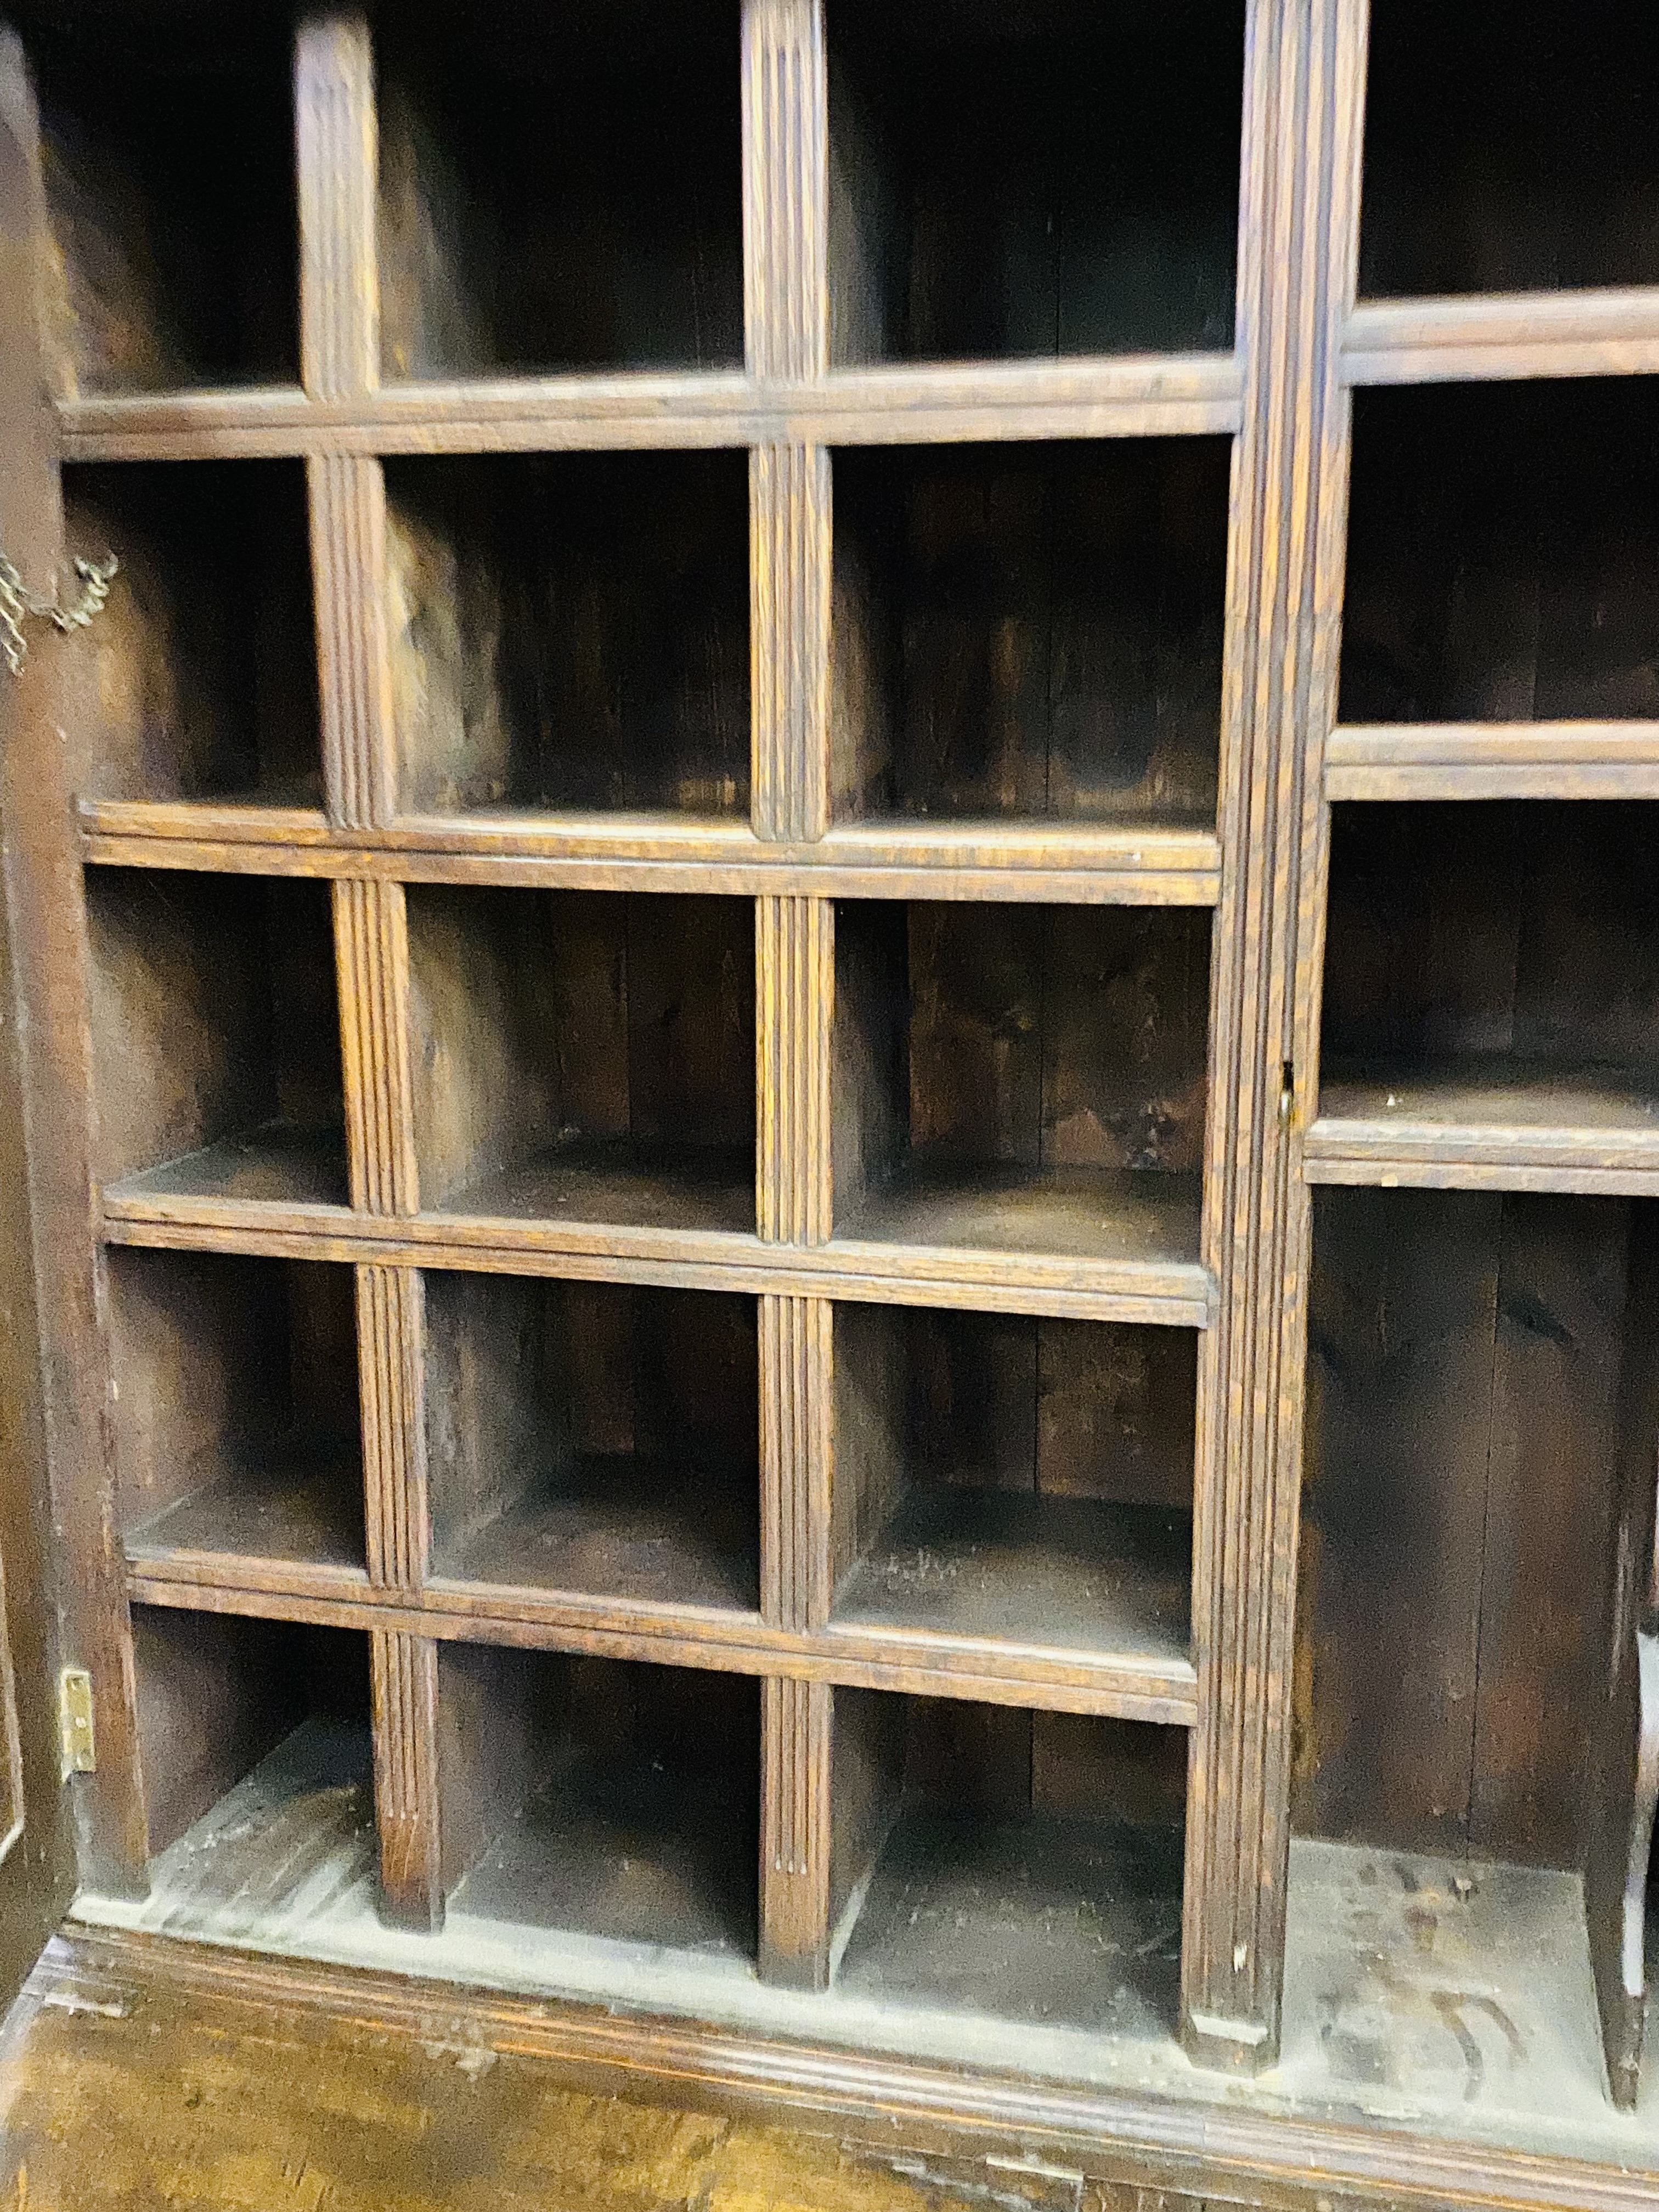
(836, 1805, 1182, 2039)
(75, 1732, 1659, 2168)
(831, 1490, 1191, 1668)
(449, 1747, 757, 1960)
(104, 1123, 351, 1214)
(435, 1139, 757, 1237)
(125, 1454, 367, 1576)
(434, 1458, 760, 1615)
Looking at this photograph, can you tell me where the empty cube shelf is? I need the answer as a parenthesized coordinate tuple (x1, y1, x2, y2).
(831, 900, 1208, 1277)
(404, 887, 755, 1234)
(436, 1649, 759, 1960)
(111, 1250, 363, 1577)
(1316, 802, 1659, 1177)
(31, 16, 298, 394)
(830, 1304, 1193, 1676)
(63, 462, 320, 807)
(830, 1691, 1186, 2034)
(831, 441, 1229, 828)
(377, 2, 742, 376)
(826, 0, 1243, 362)
(1359, 0, 1659, 298)
(424, 1273, 759, 1613)
(1341, 382, 1659, 727)
(87, 870, 347, 1209)
(385, 452, 749, 818)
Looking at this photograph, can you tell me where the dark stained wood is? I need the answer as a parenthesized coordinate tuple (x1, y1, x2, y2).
(1585, 1206, 1659, 2107)
(402, 885, 755, 1221)
(1340, 383, 1659, 727)
(1294, 1186, 1499, 1858)
(830, 441, 1229, 827)
(1358, 0, 1659, 301)
(385, 451, 750, 817)
(376, 3, 742, 380)
(29, 11, 298, 397)
(422, 1270, 760, 1613)
(108, 1246, 363, 1572)
(60, 459, 319, 805)
(824, 1, 1243, 364)
(84, 867, 347, 1194)
(9, 0, 1659, 2165)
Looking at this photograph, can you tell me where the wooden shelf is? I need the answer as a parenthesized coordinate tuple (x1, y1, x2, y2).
(828, 439, 1229, 833)
(61, 459, 319, 809)
(826, 1, 1242, 365)
(431, 1140, 756, 1239)
(436, 1650, 758, 1957)
(1324, 722, 1659, 802)
(1307, 1060, 1659, 1193)
(384, 451, 749, 820)
(54, 356, 1243, 464)
(1342, 291, 1659, 388)
(405, 885, 754, 1224)
(1356, 1, 1659, 309)
(125, 1453, 367, 1581)
(104, 1126, 349, 1215)
(1341, 382, 1659, 729)
(833, 1163, 1204, 1297)
(375, 7, 741, 379)
(31, 16, 298, 397)
(831, 1489, 1190, 1674)
(827, 1694, 1187, 2028)
(435, 1458, 758, 1616)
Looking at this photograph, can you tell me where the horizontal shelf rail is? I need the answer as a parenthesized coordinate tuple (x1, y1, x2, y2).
(1324, 723, 1659, 802)
(57, 354, 1245, 464)
(1341, 287, 1659, 387)
(79, 804, 1223, 907)
(122, 1561, 1200, 1726)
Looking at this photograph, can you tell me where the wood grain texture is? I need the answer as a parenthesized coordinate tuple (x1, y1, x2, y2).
(752, 443, 831, 841)
(309, 454, 394, 829)
(758, 895, 831, 1243)
(1342, 291, 1659, 387)
(742, 0, 826, 385)
(1325, 722, 1659, 802)
(296, 13, 379, 405)
(759, 1671, 832, 1986)
(370, 1627, 442, 1931)
(1182, 0, 1362, 2069)
(356, 1265, 427, 1593)
(0, 35, 146, 1896)
(760, 1294, 830, 1634)
(335, 877, 418, 1217)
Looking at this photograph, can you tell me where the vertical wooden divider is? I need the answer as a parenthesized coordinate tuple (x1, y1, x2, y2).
(744, 0, 839, 1988)
(297, 11, 440, 1933)
(1181, 0, 1363, 2067)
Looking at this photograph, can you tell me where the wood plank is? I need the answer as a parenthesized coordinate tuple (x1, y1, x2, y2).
(1325, 722, 1659, 802)
(1183, 0, 1364, 2069)
(1342, 291, 1659, 386)
(830, 1489, 1192, 1673)
(1308, 1061, 1659, 1192)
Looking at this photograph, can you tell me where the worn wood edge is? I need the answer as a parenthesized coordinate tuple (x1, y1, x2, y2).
(1302, 1144, 1659, 1196)
(98, 1204, 1216, 1325)
(31, 1926, 1659, 2212)
(1342, 288, 1659, 386)
(116, 1569, 1200, 1722)
(78, 807, 1222, 903)
(1324, 723, 1659, 799)
(54, 358, 1244, 460)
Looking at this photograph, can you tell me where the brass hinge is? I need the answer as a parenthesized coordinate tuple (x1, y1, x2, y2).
(0, 550, 118, 679)
(58, 1667, 95, 1778)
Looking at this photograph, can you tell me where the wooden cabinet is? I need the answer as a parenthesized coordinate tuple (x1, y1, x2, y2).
(3, 4, 1659, 2205)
